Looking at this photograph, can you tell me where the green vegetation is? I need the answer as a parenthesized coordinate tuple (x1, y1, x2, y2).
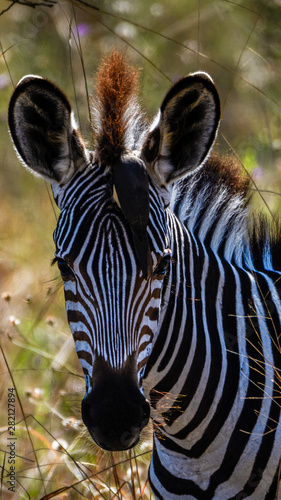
(0, 0, 281, 498)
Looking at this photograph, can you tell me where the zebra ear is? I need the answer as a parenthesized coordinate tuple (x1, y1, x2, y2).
(8, 76, 87, 185)
(142, 72, 221, 200)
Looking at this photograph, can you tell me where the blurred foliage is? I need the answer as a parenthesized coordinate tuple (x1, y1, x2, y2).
(0, 0, 281, 498)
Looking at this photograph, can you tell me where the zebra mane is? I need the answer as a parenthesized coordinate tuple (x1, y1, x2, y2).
(172, 153, 281, 269)
(249, 213, 281, 270)
(172, 153, 248, 221)
(92, 51, 147, 166)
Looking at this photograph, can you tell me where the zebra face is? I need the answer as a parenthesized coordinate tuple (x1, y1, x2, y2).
(52, 162, 170, 450)
(52, 160, 171, 379)
(8, 52, 220, 451)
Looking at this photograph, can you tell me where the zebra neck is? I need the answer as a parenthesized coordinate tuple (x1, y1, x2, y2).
(143, 211, 279, 457)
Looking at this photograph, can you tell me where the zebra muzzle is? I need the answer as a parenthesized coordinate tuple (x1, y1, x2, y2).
(81, 363, 150, 451)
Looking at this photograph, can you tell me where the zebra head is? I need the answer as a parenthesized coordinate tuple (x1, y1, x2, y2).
(8, 52, 220, 451)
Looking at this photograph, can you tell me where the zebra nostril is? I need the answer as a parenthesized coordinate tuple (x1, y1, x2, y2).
(141, 400, 150, 428)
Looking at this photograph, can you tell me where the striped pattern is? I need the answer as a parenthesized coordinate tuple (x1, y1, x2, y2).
(8, 53, 281, 498)
(53, 154, 281, 498)
(53, 163, 169, 392)
(143, 159, 281, 499)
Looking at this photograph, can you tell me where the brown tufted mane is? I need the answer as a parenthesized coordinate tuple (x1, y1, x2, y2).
(94, 51, 140, 165)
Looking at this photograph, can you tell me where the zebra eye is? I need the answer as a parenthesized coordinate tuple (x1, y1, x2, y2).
(153, 250, 171, 278)
(56, 258, 74, 279)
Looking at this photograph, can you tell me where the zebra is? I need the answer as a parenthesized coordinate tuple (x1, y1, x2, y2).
(8, 51, 281, 499)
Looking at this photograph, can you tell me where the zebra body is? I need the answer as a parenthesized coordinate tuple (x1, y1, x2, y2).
(8, 52, 281, 498)
(144, 166, 281, 498)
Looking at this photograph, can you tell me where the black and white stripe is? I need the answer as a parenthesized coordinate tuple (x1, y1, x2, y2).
(8, 53, 281, 497)
(143, 161, 281, 499)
